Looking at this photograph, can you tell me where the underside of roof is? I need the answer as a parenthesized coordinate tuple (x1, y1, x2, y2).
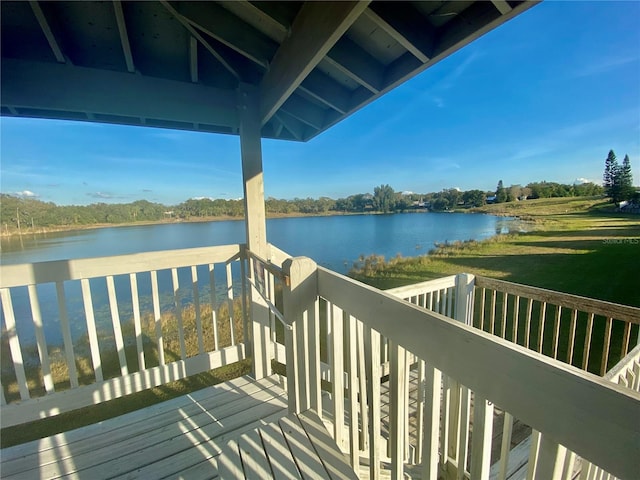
(1, 1, 537, 142)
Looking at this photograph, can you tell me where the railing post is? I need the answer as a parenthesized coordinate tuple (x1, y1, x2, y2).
(455, 273, 475, 326)
(282, 256, 318, 414)
(247, 254, 272, 380)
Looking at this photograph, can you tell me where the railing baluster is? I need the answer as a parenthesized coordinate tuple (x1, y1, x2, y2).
(364, 325, 381, 479)
(330, 304, 345, 448)
(415, 359, 426, 465)
(356, 319, 368, 450)
(56, 281, 78, 388)
(226, 261, 235, 346)
(421, 364, 442, 480)
(501, 292, 509, 339)
(171, 268, 187, 360)
(309, 297, 321, 416)
(150, 270, 165, 366)
(490, 290, 497, 335)
(470, 394, 494, 479)
(567, 309, 578, 366)
(1, 288, 30, 400)
(446, 287, 454, 317)
(552, 306, 562, 360)
(0, 382, 6, 405)
(346, 314, 359, 470)
(240, 255, 249, 347)
(513, 295, 521, 344)
(389, 340, 406, 480)
(600, 318, 613, 375)
(191, 266, 204, 355)
(497, 412, 514, 480)
(537, 302, 547, 354)
(478, 287, 486, 330)
(456, 386, 470, 480)
(621, 320, 631, 359)
(582, 313, 594, 371)
(208, 264, 219, 350)
(129, 273, 145, 371)
(80, 278, 103, 382)
(525, 298, 533, 349)
(106, 276, 128, 376)
(27, 285, 54, 394)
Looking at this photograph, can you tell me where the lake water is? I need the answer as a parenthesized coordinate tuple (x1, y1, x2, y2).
(1, 212, 519, 344)
(1, 212, 517, 272)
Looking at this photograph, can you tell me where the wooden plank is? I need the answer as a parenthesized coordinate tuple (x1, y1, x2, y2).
(171, 268, 187, 359)
(524, 298, 533, 349)
(29, 1, 65, 63)
(537, 302, 547, 354)
(317, 267, 640, 480)
(226, 262, 236, 345)
(2, 376, 284, 476)
(217, 439, 244, 479)
(346, 315, 359, 470)
(191, 265, 205, 354)
(113, 0, 135, 73)
(238, 429, 274, 479)
(0, 245, 242, 287)
(209, 263, 219, 350)
(298, 410, 359, 480)
(27, 284, 54, 394)
(389, 341, 406, 480)
(421, 364, 442, 480)
(259, 1, 369, 124)
(279, 415, 330, 480)
(106, 275, 128, 376)
(385, 276, 457, 302)
(56, 281, 78, 388)
(533, 435, 567, 480)
(130, 273, 145, 370)
(356, 319, 368, 450)
(150, 270, 166, 365)
(456, 386, 470, 480)
(552, 306, 562, 360)
(364, 326, 381, 479)
(601, 318, 613, 375)
(1, 288, 30, 400)
(496, 412, 514, 480)
(567, 309, 578, 365)
(260, 422, 303, 480)
(470, 395, 494, 479)
(80, 278, 103, 382)
(582, 313, 594, 371)
(330, 304, 345, 448)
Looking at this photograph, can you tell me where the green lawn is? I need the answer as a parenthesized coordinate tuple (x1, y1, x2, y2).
(351, 197, 640, 307)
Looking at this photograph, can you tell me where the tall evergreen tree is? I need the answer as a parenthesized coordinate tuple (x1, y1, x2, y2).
(618, 155, 634, 202)
(603, 149, 618, 200)
(495, 180, 507, 203)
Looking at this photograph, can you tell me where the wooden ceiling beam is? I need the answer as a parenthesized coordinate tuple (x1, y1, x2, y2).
(160, 1, 240, 81)
(178, 2, 277, 69)
(29, 1, 65, 64)
(219, 0, 288, 44)
(2, 58, 238, 128)
(280, 94, 325, 130)
(365, 4, 436, 63)
(299, 70, 350, 114)
(259, 1, 370, 125)
(325, 37, 384, 93)
(492, 1, 513, 15)
(189, 37, 198, 83)
(274, 112, 304, 141)
(113, 1, 135, 73)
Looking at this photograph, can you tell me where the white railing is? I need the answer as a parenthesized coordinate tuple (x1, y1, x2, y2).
(0, 244, 250, 427)
(275, 257, 638, 480)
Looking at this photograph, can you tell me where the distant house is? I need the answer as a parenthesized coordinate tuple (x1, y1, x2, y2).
(486, 195, 497, 204)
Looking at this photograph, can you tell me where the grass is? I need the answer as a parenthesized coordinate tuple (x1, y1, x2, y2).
(351, 197, 640, 307)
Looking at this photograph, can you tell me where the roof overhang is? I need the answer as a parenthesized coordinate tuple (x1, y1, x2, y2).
(1, 1, 538, 142)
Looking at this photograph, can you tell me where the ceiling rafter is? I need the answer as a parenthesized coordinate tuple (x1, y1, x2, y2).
(325, 37, 384, 94)
(280, 94, 325, 131)
(259, 1, 370, 126)
(29, 1, 65, 64)
(492, 1, 513, 15)
(274, 112, 304, 141)
(178, 2, 276, 69)
(189, 37, 198, 83)
(365, 3, 436, 63)
(299, 70, 350, 115)
(159, 0, 240, 81)
(219, 0, 288, 44)
(112, 1, 135, 73)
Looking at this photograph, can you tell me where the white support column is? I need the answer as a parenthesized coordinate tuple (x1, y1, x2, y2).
(238, 83, 270, 379)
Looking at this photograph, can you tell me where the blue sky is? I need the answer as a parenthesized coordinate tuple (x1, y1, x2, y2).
(1, 1, 639, 206)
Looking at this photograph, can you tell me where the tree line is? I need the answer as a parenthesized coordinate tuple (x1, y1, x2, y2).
(603, 150, 636, 204)
(1, 176, 611, 233)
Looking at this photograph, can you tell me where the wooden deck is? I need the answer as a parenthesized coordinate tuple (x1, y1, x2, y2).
(1, 374, 358, 480)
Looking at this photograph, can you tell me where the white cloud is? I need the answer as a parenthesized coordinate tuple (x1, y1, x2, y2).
(574, 177, 597, 185)
(16, 190, 38, 198)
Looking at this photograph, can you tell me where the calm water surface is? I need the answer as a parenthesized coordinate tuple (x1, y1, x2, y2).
(1, 213, 518, 344)
(1, 212, 516, 272)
